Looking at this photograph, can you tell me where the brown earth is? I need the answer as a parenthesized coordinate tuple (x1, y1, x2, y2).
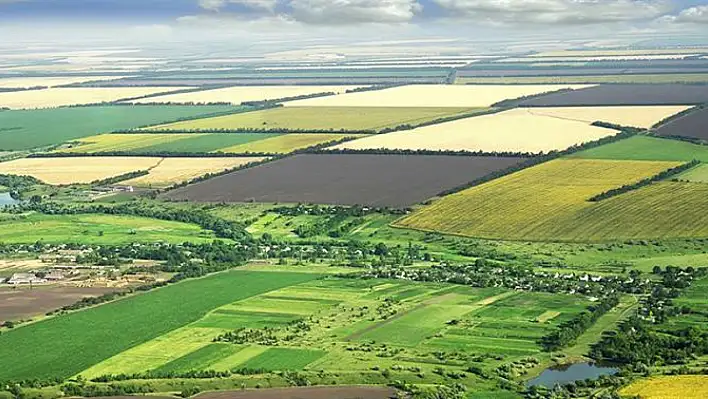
(196, 386, 398, 399)
(519, 84, 708, 106)
(0, 286, 119, 322)
(656, 107, 708, 141)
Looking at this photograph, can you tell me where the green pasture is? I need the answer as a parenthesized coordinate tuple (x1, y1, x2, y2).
(568, 135, 708, 162)
(238, 347, 326, 371)
(140, 133, 280, 153)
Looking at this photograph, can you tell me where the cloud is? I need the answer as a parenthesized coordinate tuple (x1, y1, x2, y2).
(288, 0, 423, 24)
(198, 0, 278, 12)
(671, 5, 708, 23)
(432, 0, 673, 25)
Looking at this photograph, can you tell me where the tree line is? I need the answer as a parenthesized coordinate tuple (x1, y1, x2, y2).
(540, 295, 620, 351)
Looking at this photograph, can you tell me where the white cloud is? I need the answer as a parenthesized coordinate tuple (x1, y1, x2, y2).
(432, 0, 672, 25)
(289, 0, 423, 24)
(672, 5, 708, 24)
(198, 0, 278, 12)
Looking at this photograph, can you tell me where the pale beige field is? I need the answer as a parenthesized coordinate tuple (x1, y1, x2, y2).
(129, 85, 361, 105)
(332, 108, 617, 153)
(286, 84, 593, 108)
(122, 157, 266, 188)
(0, 76, 129, 89)
(0, 87, 191, 109)
(0, 157, 162, 185)
(525, 105, 692, 129)
(500, 54, 699, 62)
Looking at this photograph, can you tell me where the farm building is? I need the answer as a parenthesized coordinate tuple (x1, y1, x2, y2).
(6, 273, 47, 285)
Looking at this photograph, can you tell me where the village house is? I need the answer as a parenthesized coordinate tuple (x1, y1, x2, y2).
(6, 273, 47, 285)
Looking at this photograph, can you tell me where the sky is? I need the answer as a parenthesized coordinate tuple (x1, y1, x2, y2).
(0, 1, 706, 46)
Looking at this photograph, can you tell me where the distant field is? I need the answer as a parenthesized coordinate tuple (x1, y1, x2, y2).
(333, 108, 617, 153)
(656, 107, 708, 142)
(165, 154, 526, 207)
(0, 271, 317, 381)
(129, 85, 360, 105)
(285, 84, 592, 107)
(620, 376, 708, 399)
(0, 105, 238, 150)
(220, 134, 366, 154)
(396, 159, 686, 241)
(524, 106, 690, 129)
(0, 87, 191, 109)
(500, 54, 698, 62)
(456, 73, 708, 85)
(569, 135, 708, 162)
(138, 134, 278, 153)
(531, 48, 708, 57)
(146, 107, 481, 132)
(0, 76, 129, 89)
(0, 156, 162, 184)
(58, 133, 198, 153)
(122, 157, 265, 188)
(238, 347, 326, 371)
(519, 84, 708, 106)
(678, 164, 708, 183)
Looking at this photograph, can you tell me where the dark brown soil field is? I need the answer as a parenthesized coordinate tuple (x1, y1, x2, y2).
(196, 386, 398, 399)
(457, 68, 708, 77)
(0, 286, 118, 322)
(519, 84, 708, 106)
(656, 107, 708, 141)
(165, 154, 526, 207)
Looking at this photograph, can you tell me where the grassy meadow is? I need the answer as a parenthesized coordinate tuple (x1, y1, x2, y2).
(569, 135, 708, 162)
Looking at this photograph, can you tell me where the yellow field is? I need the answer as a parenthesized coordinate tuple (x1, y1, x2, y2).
(129, 85, 360, 105)
(285, 84, 593, 108)
(121, 157, 264, 188)
(395, 159, 681, 241)
(0, 87, 191, 109)
(220, 134, 366, 154)
(57, 134, 197, 153)
(0, 157, 162, 184)
(525, 106, 691, 129)
(620, 376, 708, 399)
(332, 108, 617, 153)
(0, 76, 129, 89)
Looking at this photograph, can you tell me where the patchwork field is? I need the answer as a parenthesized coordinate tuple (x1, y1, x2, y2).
(129, 85, 360, 105)
(395, 159, 695, 241)
(145, 107, 482, 132)
(0, 156, 162, 184)
(519, 84, 708, 106)
(0, 76, 129, 89)
(656, 107, 708, 142)
(0, 105, 238, 150)
(0, 87, 191, 109)
(0, 271, 318, 381)
(524, 106, 690, 129)
(164, 154, 526, 207)
(332, 108, 617, 153)
(285, 84, 592, 107)
(620, 376, 708, 399)
(568, 135, 708, 162)
(122, 157, 265, 188)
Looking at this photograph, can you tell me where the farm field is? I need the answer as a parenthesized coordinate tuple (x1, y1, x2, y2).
(195, 387, 398, 399)
(0, 76, 129, 89)
(523, 106, 690, 129)
(519, 84, 708, 106)
(530, 48, 708, 57)
(121, 157, 266, 188)
(395, 159, 695, 242)
(500, 54, 700, 62)
(0, 105, 238, 150)
(0, 213, 218, 244)
(284, 84, 592, 107)
(219, 134, 366, 154)
(0, 156, 162, 184)
(145, 107, 482, 132)
(0, 271, 318, 381)
(164, 154, 526, 207)
(678, 164, 708, 183)
(655, 107, 708, 142)
(332, 108, 617, 153)
(0, 87, 191, 109)
(456, 73, 708, 85)
(128, 85, 360, 104)
(620, 376, 708, 399)
(0, 286, 119, 323)
(568, 135, 708, 162)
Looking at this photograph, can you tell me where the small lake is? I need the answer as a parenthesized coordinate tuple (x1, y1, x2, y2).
(527, 362, 619, 387)
(0, 192, 19, 206)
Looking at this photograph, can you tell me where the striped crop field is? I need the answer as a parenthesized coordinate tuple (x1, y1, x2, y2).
(395, 159, 694, 242)
(144, 107, 483, 132)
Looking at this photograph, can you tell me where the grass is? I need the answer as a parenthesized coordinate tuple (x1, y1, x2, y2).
(568, 135, 708, 162)
(140, 134, 280, 153)
(220, 133, 366, 154)
(0, 213, 217, 244)
(620, 376, 708, 399)
(678, 163, 708, 183)
(145, 107, 481, 132)
(0, 270, 318, 381)
(396, 159, 682, 242)
(0, 105, 238, 150)
(456, 73, 708, 85)
(57, 133, 198, 153)
(152, 343, 242, 374)
(237, 347, 327, 371)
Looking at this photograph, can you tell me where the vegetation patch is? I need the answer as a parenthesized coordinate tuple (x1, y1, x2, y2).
(568, 135, 708, 162)
(237, 347, 327, 371)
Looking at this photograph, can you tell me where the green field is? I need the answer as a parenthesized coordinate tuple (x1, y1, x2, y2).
(0, 105, 239, 150)
(456, 73, 708, 85)
(139, 133, 280, 153)
(678, 163, 708, 183)
(568, 135, 708, 162)
(238, 347, 326, 371)
(153, 343, 243, 374)
(220, 133, 366, 154)
(0, 270, 317, 381)
(0, 213, 217, 244)
(145, 107, 484, 132)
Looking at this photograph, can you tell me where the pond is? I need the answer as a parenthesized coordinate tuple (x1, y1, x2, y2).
(0, 192, 19, 206)
(527, 362, 619, 387)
